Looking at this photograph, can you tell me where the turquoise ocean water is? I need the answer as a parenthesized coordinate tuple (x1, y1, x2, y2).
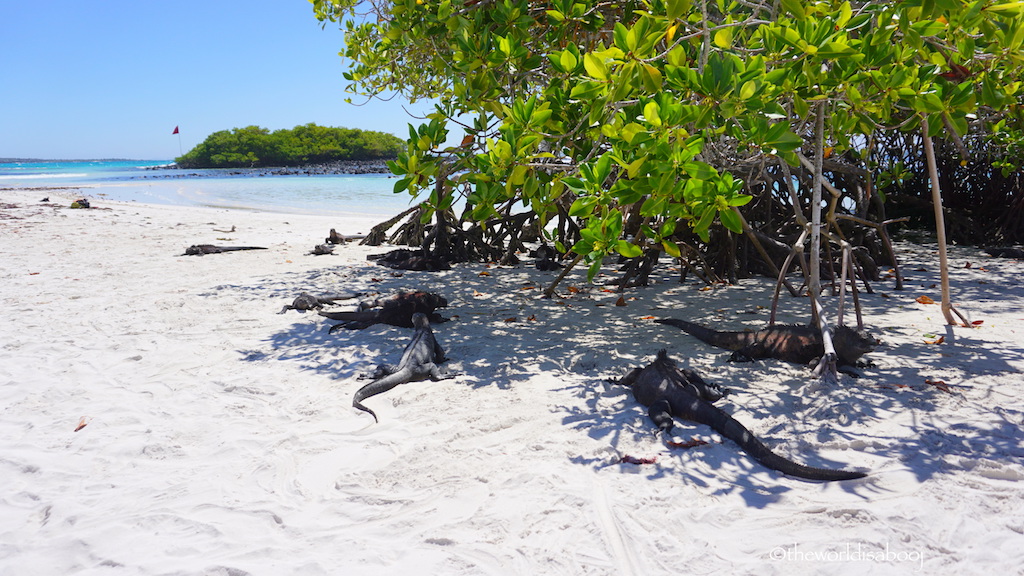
(0, 159, 417, 218)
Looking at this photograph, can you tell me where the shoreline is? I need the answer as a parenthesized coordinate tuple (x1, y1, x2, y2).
(145, 158, 394, 176)
(0, 184, 404, 221)
(0, 165, 414, 220)
(1, 187, 1022, 574)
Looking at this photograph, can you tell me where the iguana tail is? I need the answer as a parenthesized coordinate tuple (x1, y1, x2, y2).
(320, 310, 379, 332)
(215, 246, 267, 252)
(681, 396, 866, 482)
(319, 293, 362, 303)
(352, 372, 408, 423)
(656, 318, 754, 351)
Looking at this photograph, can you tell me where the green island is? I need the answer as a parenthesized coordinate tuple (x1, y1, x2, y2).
(175, 123, 404, 168)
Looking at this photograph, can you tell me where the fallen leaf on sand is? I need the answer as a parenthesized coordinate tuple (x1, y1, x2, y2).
(971, 320, 984, 326)
(615, 296, 627, 306)
(666, 437, 709, 449)
(926, 378, 952, 393)
(74, 417, 89, 432)
(924, 335, 945, 345)
(916, 295, 936, 305)
(503, 317, 517, 323)
(29, 272, 40, 275)
(479, 271, 491, 276)
(640, 316, 655, 320)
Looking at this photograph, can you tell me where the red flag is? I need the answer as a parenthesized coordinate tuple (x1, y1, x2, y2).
(172, 126, 180, 135)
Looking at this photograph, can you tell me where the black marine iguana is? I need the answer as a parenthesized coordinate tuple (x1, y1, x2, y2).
(368, 248, 451, 271)
(308, 244, 335, 256)
(656, 318, 876, 367)
(320, 291, 449, 331)
(278, 292, 361, 314)
(183, 244, 267, 256)
(326, 228, 346, 244)
(353, 312, 455, 422)
(531, 244, 564, 271)
(325, 229, 365, 244)
(984, 246, 1024, 259)
(620, 350, 866, 481)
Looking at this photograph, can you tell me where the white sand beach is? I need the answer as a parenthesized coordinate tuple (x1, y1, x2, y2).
(1, 187, 1022, 575)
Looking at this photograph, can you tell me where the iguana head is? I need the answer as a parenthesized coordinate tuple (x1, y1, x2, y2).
(411, 312, 430, 329)
(833, 326, 878, 363)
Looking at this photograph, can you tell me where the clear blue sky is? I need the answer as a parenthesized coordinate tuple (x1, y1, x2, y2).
(0, 0, 430, 160)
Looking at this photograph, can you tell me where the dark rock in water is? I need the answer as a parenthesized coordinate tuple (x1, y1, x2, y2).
(143, 159, 392, 176)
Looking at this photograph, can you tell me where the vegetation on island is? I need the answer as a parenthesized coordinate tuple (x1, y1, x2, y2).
(313, 0, 1024, 339)
(175, 123, 404, 168)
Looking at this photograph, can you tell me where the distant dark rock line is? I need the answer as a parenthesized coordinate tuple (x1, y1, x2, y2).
(142, 159, 392, 177)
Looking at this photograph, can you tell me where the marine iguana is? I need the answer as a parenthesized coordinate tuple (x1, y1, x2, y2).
(984, 246, 1024, 259)
(326, 228, 346, 244)
(320, 291, 449, 331)
(620, 350, 867, 481)
(353, 312, 455, 422)
(368, 248, 451, 271)
(183, 244, 267, 256)
(656, 318, 876, 367)
(278, 292, 361, 314)
(531, 244, 563, 271)
(308, 244, 335, 256)
(325, 229, 365, 244)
